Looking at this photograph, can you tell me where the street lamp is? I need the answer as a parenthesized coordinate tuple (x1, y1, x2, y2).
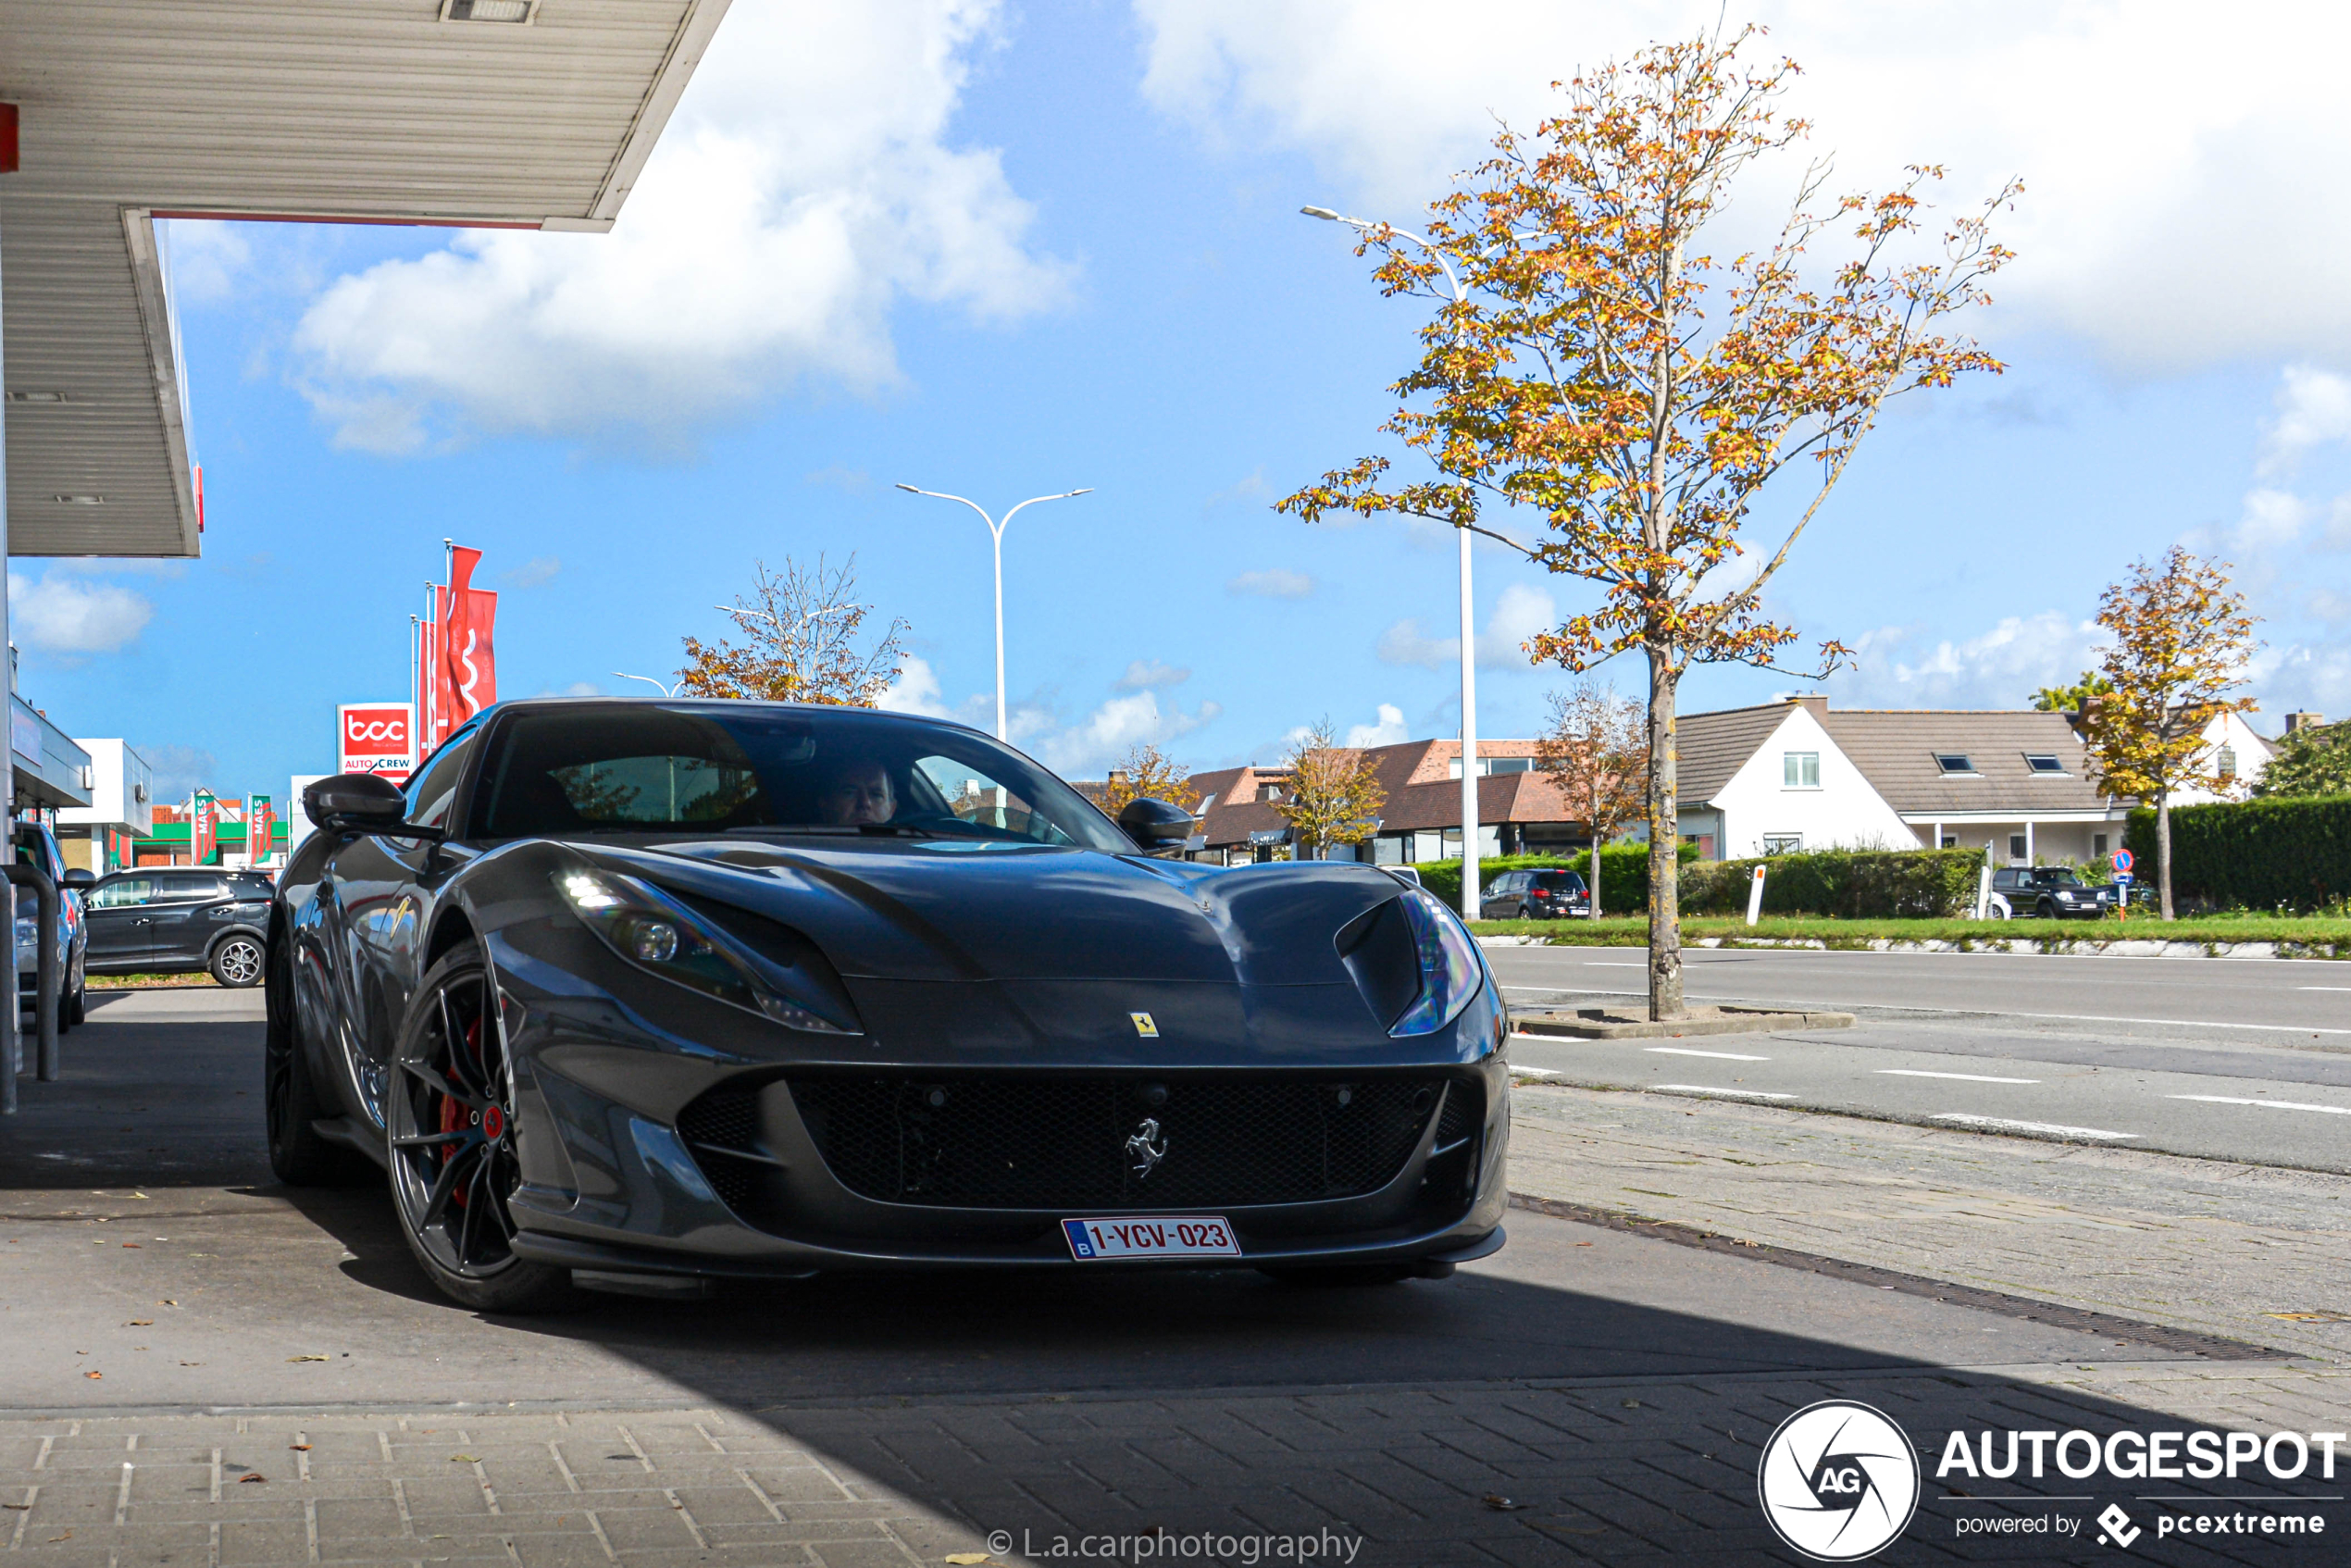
(1301, 204, 1485, 921)
(894, 483, 1093, 740)
(612, 672, 678, 696)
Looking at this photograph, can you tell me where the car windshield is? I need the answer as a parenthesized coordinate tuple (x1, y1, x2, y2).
(2024, 868, 2085, 887)
(472, 703, 1134, 852)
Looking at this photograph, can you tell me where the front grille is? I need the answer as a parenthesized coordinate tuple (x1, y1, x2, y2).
(785, 1074, 1453, 1210)
(675, 1079, 767, 1215)
(1433, 1080, 1481, 1151)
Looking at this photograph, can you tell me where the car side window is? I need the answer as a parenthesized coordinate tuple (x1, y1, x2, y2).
(152, 877, 228, 904)
(405, 726, 483, 831)
(90, 877, 155, 910)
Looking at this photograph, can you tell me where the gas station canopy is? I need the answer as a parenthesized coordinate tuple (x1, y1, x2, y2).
(0, 0, 729, 558)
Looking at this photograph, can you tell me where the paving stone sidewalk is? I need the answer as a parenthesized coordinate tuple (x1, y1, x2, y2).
(4, 1364, 2348, 1568)
(1508, 1080, 2351, 1363)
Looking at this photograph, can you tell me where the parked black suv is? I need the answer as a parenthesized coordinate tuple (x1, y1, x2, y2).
(83, 868, 273, 987)
(1990, 865, 2114, 920)
(1479, 866, 1593, 919)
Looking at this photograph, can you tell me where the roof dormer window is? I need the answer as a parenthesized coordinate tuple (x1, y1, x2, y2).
(1933, 753, 1977, 776)
(2022, 753, 2067, 775)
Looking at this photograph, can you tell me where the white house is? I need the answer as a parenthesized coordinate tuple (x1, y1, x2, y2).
(55, 738, 155, 873)
(1675, 697, 2135, 865)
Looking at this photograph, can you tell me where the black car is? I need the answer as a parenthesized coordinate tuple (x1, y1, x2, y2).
(267, 700, 1509, 1312)
(1478, 867, 1590, 920)
(85, 867, 275, 986)
(1989, 865, 2114, 920)
(14, 823, 93, 1026)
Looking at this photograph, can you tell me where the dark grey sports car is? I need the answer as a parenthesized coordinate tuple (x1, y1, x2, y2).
(268, 699, 1508, 1311)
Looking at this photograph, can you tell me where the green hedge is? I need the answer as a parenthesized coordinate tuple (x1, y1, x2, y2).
(2125, 796, 2351, 913)
(1678, 847, 1985, 918)
(1415, 845, 1694, 914)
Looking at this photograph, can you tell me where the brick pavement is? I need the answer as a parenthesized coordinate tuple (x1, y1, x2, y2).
(1508, 1079, 2351, 1363)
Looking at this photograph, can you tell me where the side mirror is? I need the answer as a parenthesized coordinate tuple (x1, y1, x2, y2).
(1117, 797, 1196, 856)
(303, 772, 408, 832)
(59, 868, 97, 890)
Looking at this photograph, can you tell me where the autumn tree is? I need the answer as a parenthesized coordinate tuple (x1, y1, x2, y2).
(2083, 547, 2260, 919)
(1101, 741, 1200, 814)
(678, 554, 909, 705)
(1280, 26, 2015, 1019)
(1273, 719, 1387, 859)
(2031, 670, 2113, 714)
(2252, 721, 2351, 800)
(1536, 679, 1645, 917)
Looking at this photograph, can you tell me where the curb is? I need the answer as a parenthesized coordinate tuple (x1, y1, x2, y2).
(1479, 933, 2347, 960)
(1511, 1004, 1855, 1039)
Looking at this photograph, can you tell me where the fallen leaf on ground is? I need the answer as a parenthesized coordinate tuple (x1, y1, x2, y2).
(3, 1503, 29, 1511)
(287, 1354, 330, 1363)
(288, 1444, 311, 1452)
(944, 1557, 999, 1565)
(126, 1320, 152, 1326)
(1482, 1494, 1528, 1511)
(82, 1372, 100, 1380)
(239, 1475, 267, 1485)
(448, 1454, 480, 1464)
(160, 1299, 176, 1306)
(45, 1531, 69, 1542)
(1622, 1400, 1642, 1409)
(179, 1362, 202, 1367)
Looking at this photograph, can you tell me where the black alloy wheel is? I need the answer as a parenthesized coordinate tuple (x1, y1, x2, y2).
(210, 934, 266, 988)
(386, 943, 570, 1313)
(1516, 903, 1536, 920)
(2036, 898, 2057, 920)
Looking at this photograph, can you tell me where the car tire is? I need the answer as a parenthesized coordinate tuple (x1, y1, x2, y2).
(209, 934, 266, 989)
(58, 963, 82, 1031)
(1515, 903, 1534, 920)
(386, 941, 573, 1314)
(2035, 899, 2056, 920)
(265, 942, 373, 1188)
(1259, 1263, 1416, 1287)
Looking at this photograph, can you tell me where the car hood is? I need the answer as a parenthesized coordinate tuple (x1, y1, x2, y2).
(589, 838, 1406, 988)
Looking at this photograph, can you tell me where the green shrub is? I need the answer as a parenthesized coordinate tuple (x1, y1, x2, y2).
(2125, 795, 2351, 913)
(1677, 846, 1984, 918)
(1415, 844, 1692, 913)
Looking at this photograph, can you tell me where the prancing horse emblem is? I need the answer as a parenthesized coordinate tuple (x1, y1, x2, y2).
(1126, 1117, 1168, 1180)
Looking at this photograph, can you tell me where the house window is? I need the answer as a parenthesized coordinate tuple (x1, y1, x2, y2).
(1934, 753, 1977, 775)
(2093, 833, 2108, 857)
(2217, 744, 2238, 781)
(1940, 836, 1958, 849)
(1782, 751, 1821, 789)
(1760, 833, 1803, 854)
(2009, 834, 2027, 860)
(1487, 756, 1533, 775)
(2023, 753, 2066, 775)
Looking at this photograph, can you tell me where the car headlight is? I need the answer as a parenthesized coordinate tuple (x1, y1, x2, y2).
(556, 868, 860, 1034)
(1389, 888, 1485, 1037)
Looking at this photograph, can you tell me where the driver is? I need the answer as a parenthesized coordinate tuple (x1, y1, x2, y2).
(815, 756, 896, 826)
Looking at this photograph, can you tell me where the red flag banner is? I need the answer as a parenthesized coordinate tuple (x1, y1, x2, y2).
(247, 795, 274, 868)
(192, 791, 218, 866)
(439, 547, 498, 735)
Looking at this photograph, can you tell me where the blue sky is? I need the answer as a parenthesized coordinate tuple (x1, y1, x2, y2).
(16, 1, 2351, 803)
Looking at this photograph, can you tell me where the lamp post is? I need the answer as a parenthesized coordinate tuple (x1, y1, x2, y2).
(611, 673, 678, 696)
(894, 483, 1092, 740)
(1301, 205, 1483, 921)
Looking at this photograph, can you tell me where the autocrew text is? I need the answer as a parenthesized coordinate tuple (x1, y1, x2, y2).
(1937, 1428, 2346, 1481)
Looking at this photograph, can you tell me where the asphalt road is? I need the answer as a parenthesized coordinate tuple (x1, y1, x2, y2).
(1488, 944, 2351, 1171)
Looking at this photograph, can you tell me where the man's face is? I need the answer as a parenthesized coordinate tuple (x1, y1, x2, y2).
(817, 761, 895, 825)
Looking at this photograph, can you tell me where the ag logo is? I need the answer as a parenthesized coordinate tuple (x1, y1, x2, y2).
(1757, 1400, 1921, 1561)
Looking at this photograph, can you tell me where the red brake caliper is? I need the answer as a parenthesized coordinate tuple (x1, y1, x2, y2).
(436, 1012, 491, 1207)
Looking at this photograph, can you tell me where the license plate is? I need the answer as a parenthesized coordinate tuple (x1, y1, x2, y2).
(1063, 1215, 1239, 1260)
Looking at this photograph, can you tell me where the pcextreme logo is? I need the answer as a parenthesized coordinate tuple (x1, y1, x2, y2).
(1757, 1400, 1922, 1562)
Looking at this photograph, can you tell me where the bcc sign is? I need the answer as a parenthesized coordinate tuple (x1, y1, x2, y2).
(339, 703, 415, 785)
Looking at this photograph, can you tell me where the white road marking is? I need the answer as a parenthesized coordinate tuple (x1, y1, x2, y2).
(1647, 1047, 1771, 1062)
(1876, 1069, 2039, 1084)
(2297, 987, 2351, 992)
(1585, 961, 1645, 966)
(1652, 1084, 1795, 1101)
(2166, 1095, 2351, 1115)
(1497, 984, 2351, 1036)
(1931, 1113, 2138, 1140)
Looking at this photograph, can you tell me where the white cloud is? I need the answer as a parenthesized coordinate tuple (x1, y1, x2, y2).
(136, 743, 218, 807)
(2233, 489, 2310, 554)
(1138, 1, 2351, 371)
(1376, 580, 1556, 670)
(292, 0, 1073, 452)
(6, 573, 154, 655)
(1033, 691, 1223, 776)
(1114, 659, 1189, 691)
(1828, 611, 2105, 708)
(2259, 366, 2351, 478)
(877, 654, 955, 718)
(1227, 568, 1315, 599)
(502, 555, 561, 589)
(1345, 703, 1409, 747)
(159, 221, 251, 305)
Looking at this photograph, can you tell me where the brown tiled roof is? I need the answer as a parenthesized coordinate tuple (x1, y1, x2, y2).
(1820, 707, 2112, 813)
(1185, 740, 1586, 848)
(1674, 703, 1797, 805)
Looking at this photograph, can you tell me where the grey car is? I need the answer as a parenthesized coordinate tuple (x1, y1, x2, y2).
(84, 867, 274, 987)
(13, 824, 92, 1027)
